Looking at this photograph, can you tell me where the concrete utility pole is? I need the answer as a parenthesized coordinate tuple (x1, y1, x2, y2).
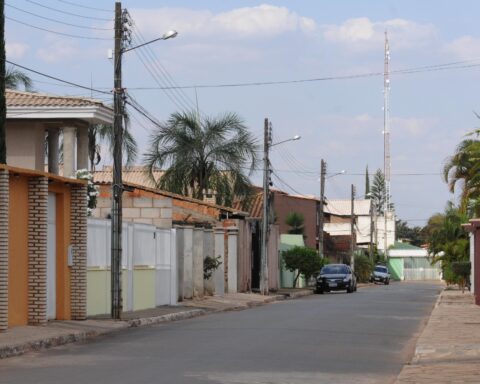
(369, 199, 374, 261)
(318, 159, 326, 256)
(111, 2, 125, 320)
(260, 118, 271, 295)
(350, 184, 356, 271)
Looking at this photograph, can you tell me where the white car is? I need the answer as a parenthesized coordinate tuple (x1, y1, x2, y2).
(370, 265, 390, 285)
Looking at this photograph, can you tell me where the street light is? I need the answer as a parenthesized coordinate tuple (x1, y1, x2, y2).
(326, 170, 345, 179)
(261, 120, 301, 295)
(111, 1, 179, 320)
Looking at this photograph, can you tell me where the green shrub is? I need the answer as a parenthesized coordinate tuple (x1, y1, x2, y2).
(203, 255, 222, 280)
(442, 263, 459, 285)
(354, 254, 374, 282)
(283, 246, 324, 288)
(451, 261, 471, 293)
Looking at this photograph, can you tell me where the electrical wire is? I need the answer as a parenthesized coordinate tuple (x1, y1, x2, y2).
(6, 16, 111, 40)
(6, 3, 112, 30)
(6, 60, 112, 95)
(131, 26, 199, 113)
(123, 58, 480, 91)
(25, 0, 113, 21)
(55, 0, 113, 13)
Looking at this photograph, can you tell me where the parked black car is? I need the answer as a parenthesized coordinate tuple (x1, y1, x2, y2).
(315, 264, 357, 294)
(370, 265, 390, 285)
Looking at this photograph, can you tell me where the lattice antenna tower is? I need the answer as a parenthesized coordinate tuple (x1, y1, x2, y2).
(383, 31, 391, 215)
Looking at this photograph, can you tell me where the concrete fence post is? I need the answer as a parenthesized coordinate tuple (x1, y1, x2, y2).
(227, 227, 238, 294)
(203, 229, 214, 295)
(214, 227, 225, 296)
(193, 228, 204, 298)
(182, 226, 194, 299)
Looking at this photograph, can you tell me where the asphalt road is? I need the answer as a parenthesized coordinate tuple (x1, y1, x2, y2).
(0, 282, 442, 384)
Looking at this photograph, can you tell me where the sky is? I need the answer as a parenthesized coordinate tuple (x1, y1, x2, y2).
(5, 0, 480, 226)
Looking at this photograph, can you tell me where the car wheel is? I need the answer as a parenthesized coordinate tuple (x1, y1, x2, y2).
(354, 284, 357, 292)
(346, 286, 353, 293)
(385, 279, 389, 285)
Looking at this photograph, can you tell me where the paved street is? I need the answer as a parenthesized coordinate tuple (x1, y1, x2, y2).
(0, 282, 442, 384)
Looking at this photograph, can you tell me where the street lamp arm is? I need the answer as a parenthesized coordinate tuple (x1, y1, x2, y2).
(270, 135, 301, 148)
(122, 30, 178, 53)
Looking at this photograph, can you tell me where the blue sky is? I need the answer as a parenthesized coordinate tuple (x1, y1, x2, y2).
(6, 0, 480, 225)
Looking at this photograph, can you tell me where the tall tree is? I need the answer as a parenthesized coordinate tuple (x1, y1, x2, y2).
(364, 165, 370, 198)
(443, 131, 480, 216)
(285, 212, 305, 234)
(0, 0, 5, 164)
(369, 169, 393, 215)
(395, 219, 424, 247)
(143, 111, 258, 206)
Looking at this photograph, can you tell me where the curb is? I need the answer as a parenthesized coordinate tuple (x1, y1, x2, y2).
(0, 293, 301, 360)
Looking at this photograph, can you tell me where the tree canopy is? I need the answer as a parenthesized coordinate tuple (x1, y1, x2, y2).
(282, 246, 323, 288)
(369, 169, 394, 215)
(143, 111, 258, 206)
(285, 212, 305, 234)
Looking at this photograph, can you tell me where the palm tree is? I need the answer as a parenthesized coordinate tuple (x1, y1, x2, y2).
(5, 66, 32, 90)
(143, 111, 258, 206)
(88, 119, 137, 170)
(443, 135, 480, 215)
(285, 212, 305, 234)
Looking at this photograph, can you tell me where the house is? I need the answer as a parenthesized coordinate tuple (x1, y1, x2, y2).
(324, 199, 396, 257)
(5, 89, 113, 176)
(387, 241, 441, 281)
(0, 90, 108, 331)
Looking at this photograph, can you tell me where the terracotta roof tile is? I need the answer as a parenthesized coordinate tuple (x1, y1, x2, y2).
(6, 89, 111, 108)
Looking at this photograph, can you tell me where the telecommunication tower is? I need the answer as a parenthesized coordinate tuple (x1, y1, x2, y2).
(383, 31, 391, 256)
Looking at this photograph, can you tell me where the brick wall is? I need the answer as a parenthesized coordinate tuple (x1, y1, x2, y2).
(70, 184, 87, 320)
(28, 176, 48, 325)
(0, 169, 9, 331)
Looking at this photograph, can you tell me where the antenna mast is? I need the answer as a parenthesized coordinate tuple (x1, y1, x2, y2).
(383, 31, 391, 256)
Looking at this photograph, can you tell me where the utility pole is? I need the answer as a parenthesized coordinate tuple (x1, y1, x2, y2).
(350, 184, 356, 271)
(0, 0, 6, 164)
(260, 118, 271, 295)
(383, 31, 391, 261)
(318, 159, 326, 256)
(369, 199, 374, 261)
(111, 2, 126, 320)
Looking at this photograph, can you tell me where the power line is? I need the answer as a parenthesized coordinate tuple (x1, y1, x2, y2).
(25, 0, 113, 21)
(6, 16, 111, 40)
(122, 58, 480, 91)
(6, 3, 112, 30)
(55, 0, 113, 13)
(6, 60, 112, 95)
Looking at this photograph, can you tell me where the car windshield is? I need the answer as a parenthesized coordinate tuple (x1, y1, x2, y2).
(321, 265, 349, 274)
(375, 266, 388, 273)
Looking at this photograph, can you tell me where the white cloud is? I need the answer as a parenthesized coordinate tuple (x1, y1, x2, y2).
(6, 42, 29, 59)
(37, 40, 76, 63)
(443, 35, 480, 59)
(131, 4, 316, 39)
(323, 17, 436, 51)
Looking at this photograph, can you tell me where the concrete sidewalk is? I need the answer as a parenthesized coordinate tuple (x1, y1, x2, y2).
(396, 288, 480, 383)
(0, 289, 312, 359)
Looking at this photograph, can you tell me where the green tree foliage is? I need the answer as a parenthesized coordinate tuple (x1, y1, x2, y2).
(143, 111, 258, 206)
(285, 212, 305, 234)
(443, 129, 480, 217)
(426, 203, 469, 285)
(395, 219, 424, 247)
(5, 66, 32, 90)
(354, 253, 374, 283)
(370, 169, 394, 215)
(282, 246, 324, 288)
(203, 255, 222, 280)
(88, 122, 137, 170)
(451, 261, 471, 293)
